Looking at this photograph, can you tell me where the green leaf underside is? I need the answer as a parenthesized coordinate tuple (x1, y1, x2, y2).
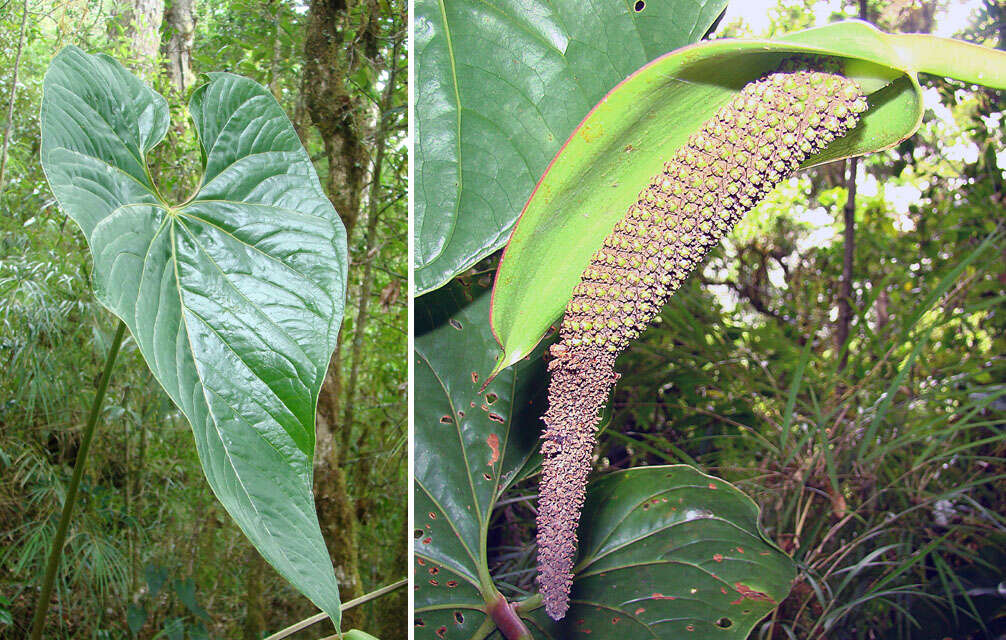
(490, 20, 1006, 376)
(40, 47, 346, 623)
(413, 280, 550, 633)
(415, 460, 796, 638)
(413, 0, 729, 296)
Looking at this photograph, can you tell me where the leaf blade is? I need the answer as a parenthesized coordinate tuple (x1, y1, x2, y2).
(40, 46, 346, 625)
(413, 0, 730, 295)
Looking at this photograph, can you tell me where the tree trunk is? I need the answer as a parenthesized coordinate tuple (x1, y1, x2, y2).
(303, 0, 372, 629)
(269, 0, 283, 100)
(835, 157, 857, 373)
(303, 0, 369, 235)
(0, 0, 29, 195)
(162, 0, 195, 92)
(340, 32, 403, 453)
(242, 550, 266, 640)
(110, 0, 165, 72)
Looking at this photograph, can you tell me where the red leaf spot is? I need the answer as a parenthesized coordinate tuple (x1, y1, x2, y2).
(721, 587, 728, 595)
(487, 434, 500, 466)
(612, 617, 620, 624)
(446, 580, 458, 587)
(428, 512, 437, 519)
(737, 547, 745, 553)
(422, 537, 432, 544)
(651, 593, 676, 600)
(471, 371, 478, 384)
(417, 558, 425, 565)
(415, 618, 424, 627)
(449, 319, 462, 330)
(430, 579, 439, 585)
(482, 472, 491, 480)
(436, 625, 447, 638)
(708, 483, 717, 490)
(759, 551, 771, 555)
(440, 415, 453, 424)
(713, 553, 724, 562)
(730, 582, 776, 605)
(429, 567, 439, 575)
(686, 625, 695, 631)
(634, 607, 645, 615)
(488, 413, 504, 423)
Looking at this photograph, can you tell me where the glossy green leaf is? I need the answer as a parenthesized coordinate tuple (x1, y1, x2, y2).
(490, 20, 1006, 375)
(40, 47, 345, 624)
(523, 466, 795, 638)
(413, 0, 728, 296)
(413, 278, 551, 636)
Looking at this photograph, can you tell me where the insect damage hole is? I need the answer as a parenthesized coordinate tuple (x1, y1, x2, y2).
(716, 617, 733, 629)
(634, 0, 645, 11)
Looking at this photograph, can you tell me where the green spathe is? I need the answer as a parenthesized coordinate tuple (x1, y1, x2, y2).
(490, 20, 1006, 377)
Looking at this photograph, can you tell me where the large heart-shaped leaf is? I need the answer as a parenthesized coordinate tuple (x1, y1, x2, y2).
(40, 47, 345, 624)
(412, 282, 794, 638)
(523, 466, 796, 639)
(490, 21, 1006, 375)
(413, 279, 550, 636)
(413, 0, 728, 296)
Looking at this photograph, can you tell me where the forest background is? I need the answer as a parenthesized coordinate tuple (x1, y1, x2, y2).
(0, 0, 407, 638)
(412, 1, 1003, 638)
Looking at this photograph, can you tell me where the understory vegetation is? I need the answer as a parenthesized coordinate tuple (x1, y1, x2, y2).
(0, 1, 406, 638)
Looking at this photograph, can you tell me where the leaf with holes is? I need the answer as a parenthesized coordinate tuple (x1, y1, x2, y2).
(40, 47, 346, 624)
(413, 278, 551, 636)
(521, 466, 796, 638)
(413, 0, 729, 295)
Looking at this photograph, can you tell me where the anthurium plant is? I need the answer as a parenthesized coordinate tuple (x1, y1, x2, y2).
(413, 1, 1006, 637)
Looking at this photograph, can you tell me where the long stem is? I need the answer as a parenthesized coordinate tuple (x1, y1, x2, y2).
(28, 320, 127, 640)
(263, 578, 407, 640)
(0, 0, 29, 194)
